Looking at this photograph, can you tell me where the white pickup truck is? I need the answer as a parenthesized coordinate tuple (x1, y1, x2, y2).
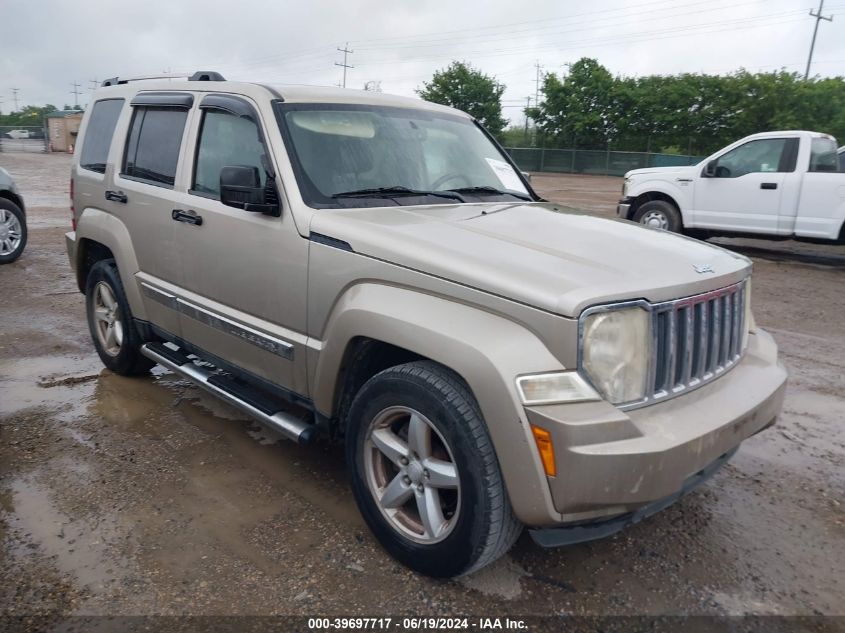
(618, 131, 845, 243)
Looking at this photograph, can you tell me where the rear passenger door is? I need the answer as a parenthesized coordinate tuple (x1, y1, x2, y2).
(112, 92, 195, 337)
(173, 94, 309, 396)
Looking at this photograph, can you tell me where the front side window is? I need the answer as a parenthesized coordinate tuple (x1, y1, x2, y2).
(80, 99, 124, 173)
(275, 104, 530, 208)
(193, 110, 267, 198)
(714, 138, 789, 178)
(122, 106, 188, 187)
(808, 137, 839, 173)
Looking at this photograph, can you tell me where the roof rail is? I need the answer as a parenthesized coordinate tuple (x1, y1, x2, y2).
(101, 71, 226, 87)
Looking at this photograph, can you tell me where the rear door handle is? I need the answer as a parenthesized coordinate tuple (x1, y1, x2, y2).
(171, 209, 203, 226)
(760, 183, 778, 190)
(105, 190, 127, 203)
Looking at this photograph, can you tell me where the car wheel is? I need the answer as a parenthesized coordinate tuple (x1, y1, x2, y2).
(85, 259, 154, 376)
(346, 360, 522, 577)
(633, 200, 682, 233)
(0, 199, 27, 264)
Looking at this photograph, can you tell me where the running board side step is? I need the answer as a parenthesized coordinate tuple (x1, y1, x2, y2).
(141, 342, 316, 445)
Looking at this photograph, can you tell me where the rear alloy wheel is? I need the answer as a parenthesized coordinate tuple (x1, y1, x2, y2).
(347, 361, 522, 577)
(85, 259, 154, 376)
(0, 199, 27, 264)
(633, 199, 682, 233)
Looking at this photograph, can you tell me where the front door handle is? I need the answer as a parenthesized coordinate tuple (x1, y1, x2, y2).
(105, 190, 128, 203)
(171, 209, 203, 226)
(760, 182, 778, 190)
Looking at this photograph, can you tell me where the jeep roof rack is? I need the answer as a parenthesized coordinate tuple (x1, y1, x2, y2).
(101, 71, 225, 87)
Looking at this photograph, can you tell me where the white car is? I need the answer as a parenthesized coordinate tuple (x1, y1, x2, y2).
(3, 129, 32, 139)
(618, 131, 845, 243)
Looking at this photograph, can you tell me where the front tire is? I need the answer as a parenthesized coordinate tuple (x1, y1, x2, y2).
(85, 259, 154, 376)
(0, 199, 27, 264)
(346, 361, 522, 577)
(633, 199, 682, 233)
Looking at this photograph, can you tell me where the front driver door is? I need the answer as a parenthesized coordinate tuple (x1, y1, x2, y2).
(172, 94, 309, 397)
(693, 137, 797, 235)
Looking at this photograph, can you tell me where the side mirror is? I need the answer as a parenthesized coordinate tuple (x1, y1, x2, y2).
(703, 159, 718, 178)
(219, 165, 279, 216)
(521, 171, 532, 182)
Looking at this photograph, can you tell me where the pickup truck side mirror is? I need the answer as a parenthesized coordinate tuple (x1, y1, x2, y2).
(703, 159, 718, 178)
(219, 165, 280, 216)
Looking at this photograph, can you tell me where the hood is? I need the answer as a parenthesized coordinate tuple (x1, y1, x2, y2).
(625, 165, 698, 179)
(309, 202, 750, 317)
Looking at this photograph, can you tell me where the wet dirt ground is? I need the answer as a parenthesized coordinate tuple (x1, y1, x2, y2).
(1, 154, 843, 626)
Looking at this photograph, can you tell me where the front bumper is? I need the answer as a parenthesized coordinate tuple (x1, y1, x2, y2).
(616, 196, 633, 218)
(524, 327, 786, 527)
(530, 445, 739, 546)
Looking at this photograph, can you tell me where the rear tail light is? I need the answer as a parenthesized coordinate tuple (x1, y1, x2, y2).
(70, 176, 76, 231)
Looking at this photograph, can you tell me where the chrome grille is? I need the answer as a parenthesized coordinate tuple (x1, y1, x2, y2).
(650, 280, 747, 402)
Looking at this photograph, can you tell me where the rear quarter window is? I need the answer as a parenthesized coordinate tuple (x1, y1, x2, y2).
(122, 106, 189, 187)
(79, 99, 125, 174)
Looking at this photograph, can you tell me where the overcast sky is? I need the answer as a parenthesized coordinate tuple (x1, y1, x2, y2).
(2, 0, 844, 124)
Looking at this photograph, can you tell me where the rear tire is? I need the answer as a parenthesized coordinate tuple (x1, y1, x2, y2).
(346, 361, 522, 577)
(633, 200, 682, 233)
(85, 259, 154, 376)
(0, 199, 27, 264)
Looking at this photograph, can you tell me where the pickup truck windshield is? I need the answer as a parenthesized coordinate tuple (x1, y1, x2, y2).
(275, 104, 531, 208)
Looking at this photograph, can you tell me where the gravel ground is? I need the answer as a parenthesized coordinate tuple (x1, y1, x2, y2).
(0, 154, 843, 629)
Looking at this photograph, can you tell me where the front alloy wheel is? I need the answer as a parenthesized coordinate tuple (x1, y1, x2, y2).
(92, 281, 125, 356)
(346, 361, 522, 577)
(365, 406, 461, 544)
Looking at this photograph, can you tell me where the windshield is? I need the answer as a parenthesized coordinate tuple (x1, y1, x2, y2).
(275, 103, 531, 208)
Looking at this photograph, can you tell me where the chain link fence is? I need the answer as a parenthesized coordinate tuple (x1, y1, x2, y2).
(0, 125, 49, 153)
(505, 147, 705, 177)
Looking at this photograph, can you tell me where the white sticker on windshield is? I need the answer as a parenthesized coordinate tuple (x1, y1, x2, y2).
(485, 158, 529, 195)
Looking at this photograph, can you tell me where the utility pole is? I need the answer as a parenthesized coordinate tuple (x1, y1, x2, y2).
(534, 61, 543, 105)
(335, 42, 354, 88)
(70, 82, 82, 108)
(89, 78, 99, 91)
(11, 88, 20, 112)
(805, 0, 833, 80)
(523, 96, 532, 144)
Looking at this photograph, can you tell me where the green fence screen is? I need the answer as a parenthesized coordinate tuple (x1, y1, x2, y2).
(504, 148, 705, 177)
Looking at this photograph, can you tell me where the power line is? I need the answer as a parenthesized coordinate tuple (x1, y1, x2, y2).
(805, 0, 834, 79)
(70, 82, 82, 108)
(335, 42, 354, 88)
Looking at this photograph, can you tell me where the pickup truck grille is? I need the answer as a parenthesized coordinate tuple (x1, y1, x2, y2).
(650, 280, 747, 403)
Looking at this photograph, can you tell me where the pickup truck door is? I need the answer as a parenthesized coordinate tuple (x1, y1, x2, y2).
(172, 94, 309, 397)
(692, 137, 798, 235)
(793, 137, 845, 240)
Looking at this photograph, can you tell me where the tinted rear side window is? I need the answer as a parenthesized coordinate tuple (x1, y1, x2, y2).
(80, 99, 124, 173)
(122, 107, 188, 187)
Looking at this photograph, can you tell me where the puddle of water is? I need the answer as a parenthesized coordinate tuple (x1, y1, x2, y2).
(5, 476, 129, 591)
(0, 354, 103, 419)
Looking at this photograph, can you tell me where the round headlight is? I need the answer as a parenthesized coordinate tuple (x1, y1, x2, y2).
(581, 307, 650, 405)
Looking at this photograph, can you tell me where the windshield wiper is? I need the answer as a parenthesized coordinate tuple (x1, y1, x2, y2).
(446, 186, 532, 201)
(331, 186, 465, 203)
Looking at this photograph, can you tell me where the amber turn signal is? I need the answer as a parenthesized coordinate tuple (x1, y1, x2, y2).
(530, 424, 556, 477)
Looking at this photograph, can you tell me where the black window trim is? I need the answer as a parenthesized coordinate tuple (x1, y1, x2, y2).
(79, 97, 126, 175)
(130, 91, 194, 109)
(188, 94, 274, 200)
(119, 104, 191, 190)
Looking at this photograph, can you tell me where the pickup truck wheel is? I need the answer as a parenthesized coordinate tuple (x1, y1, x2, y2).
(85, 259, 154, 376)
(0, 199, 27, 264)
(346, 361, 522, 577)
(633, 200, 682, 233)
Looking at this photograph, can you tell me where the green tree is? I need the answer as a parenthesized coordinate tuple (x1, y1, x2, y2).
(533, 58, 617, 149)
(418, 61, 508, 138)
